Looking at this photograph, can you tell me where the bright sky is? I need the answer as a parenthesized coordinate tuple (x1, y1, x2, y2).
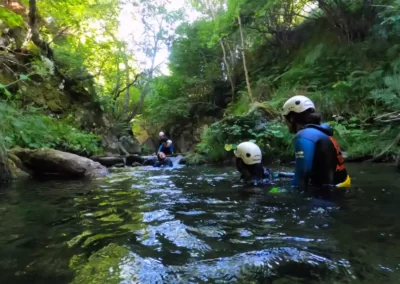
(117, 0, 200, 75)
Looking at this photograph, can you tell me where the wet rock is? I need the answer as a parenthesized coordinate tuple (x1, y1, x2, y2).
(132, 162, 142, 167)
(247, 102, 279, 119)
(11, 147, 108, 179)
(0, 152, 29, 182)
(113, 163, 125, 168)
(168, 117, 215, 153)
(143, 157, 157, 166)
(90, 156, 124, 167)
(119, 136, 141, 154)
(397, 154, 400, 170)
(126, 155, 144, 166)
(102, 133, 120, 155)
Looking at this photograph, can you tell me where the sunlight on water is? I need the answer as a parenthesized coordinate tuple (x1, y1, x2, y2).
(0, 163, 399, 283)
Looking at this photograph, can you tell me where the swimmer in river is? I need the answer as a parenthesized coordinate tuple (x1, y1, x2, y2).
(234, 141, 273, 186)
(153, 151, 173, 168)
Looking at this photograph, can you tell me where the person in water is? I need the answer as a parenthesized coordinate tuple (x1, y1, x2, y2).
(153, 151, 173, 168)
(234, 141, 273, 186)
(282, 95, 351, 191)
(157, 131, 175, 155)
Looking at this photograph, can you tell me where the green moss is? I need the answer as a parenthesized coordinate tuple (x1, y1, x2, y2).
(70, 243, 129, 284)
(46, 99, 64, 113)
(182, 151, 209, 165)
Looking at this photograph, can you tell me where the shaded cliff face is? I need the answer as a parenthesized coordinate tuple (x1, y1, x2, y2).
(0, 34, 120, 156)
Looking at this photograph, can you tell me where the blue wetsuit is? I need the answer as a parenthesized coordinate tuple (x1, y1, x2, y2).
(157, 144, 175, 155)
(153, 158, 173, 168)
(158, 137, 174, 155)
(236, 158, 273, 186)
(292, 123, 349, 191)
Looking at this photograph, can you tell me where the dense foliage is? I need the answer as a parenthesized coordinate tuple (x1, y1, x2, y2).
(2, 0, 400, 162)
(0, 102, 101, 156)
(142, 0, 400, 161)
(0, 0, 182, 156)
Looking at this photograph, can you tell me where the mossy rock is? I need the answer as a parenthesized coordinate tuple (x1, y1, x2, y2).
(46, 99, 64, 113)
(247, 102, 279, 119)
(180, 151, 209, 165)
(0, 153, 29, 181)
(70, 243, 129, 284)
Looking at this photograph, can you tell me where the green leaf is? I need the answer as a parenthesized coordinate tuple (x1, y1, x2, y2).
(19, 74, 29, 81)
(3, 88, 12, 98)
(21, 133, 32, 144)
(224, 144, 233, 151)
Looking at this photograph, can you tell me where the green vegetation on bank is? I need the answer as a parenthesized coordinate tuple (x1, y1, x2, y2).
(2, 0, 400, 166)
(141, 0, 400, 163)
(0, 102, 101, 156)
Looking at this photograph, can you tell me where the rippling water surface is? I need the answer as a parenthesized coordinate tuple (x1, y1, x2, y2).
(0, 161, 399, 283)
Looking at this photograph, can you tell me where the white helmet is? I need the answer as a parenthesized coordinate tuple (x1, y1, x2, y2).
(159, 131, 165, 137)
(234, 142, 262, 165)
(282, 95, 315, 116)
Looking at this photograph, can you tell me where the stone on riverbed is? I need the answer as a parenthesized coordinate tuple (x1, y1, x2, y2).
(11, 148, 108, 178)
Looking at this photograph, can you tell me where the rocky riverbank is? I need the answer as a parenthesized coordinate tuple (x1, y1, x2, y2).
(1, 147, 179, 181)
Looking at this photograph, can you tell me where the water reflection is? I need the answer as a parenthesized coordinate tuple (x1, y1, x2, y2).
(0, 163, 399, 283)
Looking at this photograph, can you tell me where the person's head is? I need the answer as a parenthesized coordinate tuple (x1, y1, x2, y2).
(157, 151, 166, 161)
(282, 95, 321, 133)
(159, 131, 166, 139)
(234, 142, 263, 180)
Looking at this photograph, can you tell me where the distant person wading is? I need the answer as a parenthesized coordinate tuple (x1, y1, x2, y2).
(157, 131, 174, 155)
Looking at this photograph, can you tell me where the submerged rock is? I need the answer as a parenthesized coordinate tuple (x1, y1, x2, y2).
(11, 148, 108, 178)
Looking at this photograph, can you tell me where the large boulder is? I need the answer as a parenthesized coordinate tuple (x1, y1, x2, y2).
(119, 136, 141, 154)
(11, 148, 108, 178)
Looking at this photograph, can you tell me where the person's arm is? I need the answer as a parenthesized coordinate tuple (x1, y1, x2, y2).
(166, 139, 172, 147)
(292, 137, 315, 190)
(157, 145, 162, 154)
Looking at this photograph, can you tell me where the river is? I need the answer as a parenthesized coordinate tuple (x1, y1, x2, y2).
(0, 161, 399, 283)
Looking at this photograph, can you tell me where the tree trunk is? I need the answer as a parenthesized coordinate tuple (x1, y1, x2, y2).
(29, 0, 54, 59)
(237, 14, 254, 102)
(219, 40, 235, 100)
(122, 52, 131, 114)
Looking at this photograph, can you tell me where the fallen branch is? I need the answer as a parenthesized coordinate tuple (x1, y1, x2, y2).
(374, 112, 400, 123)
(365, 132, 400, 163)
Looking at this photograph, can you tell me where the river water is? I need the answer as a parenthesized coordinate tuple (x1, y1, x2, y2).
(0, 161, 399, 283)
